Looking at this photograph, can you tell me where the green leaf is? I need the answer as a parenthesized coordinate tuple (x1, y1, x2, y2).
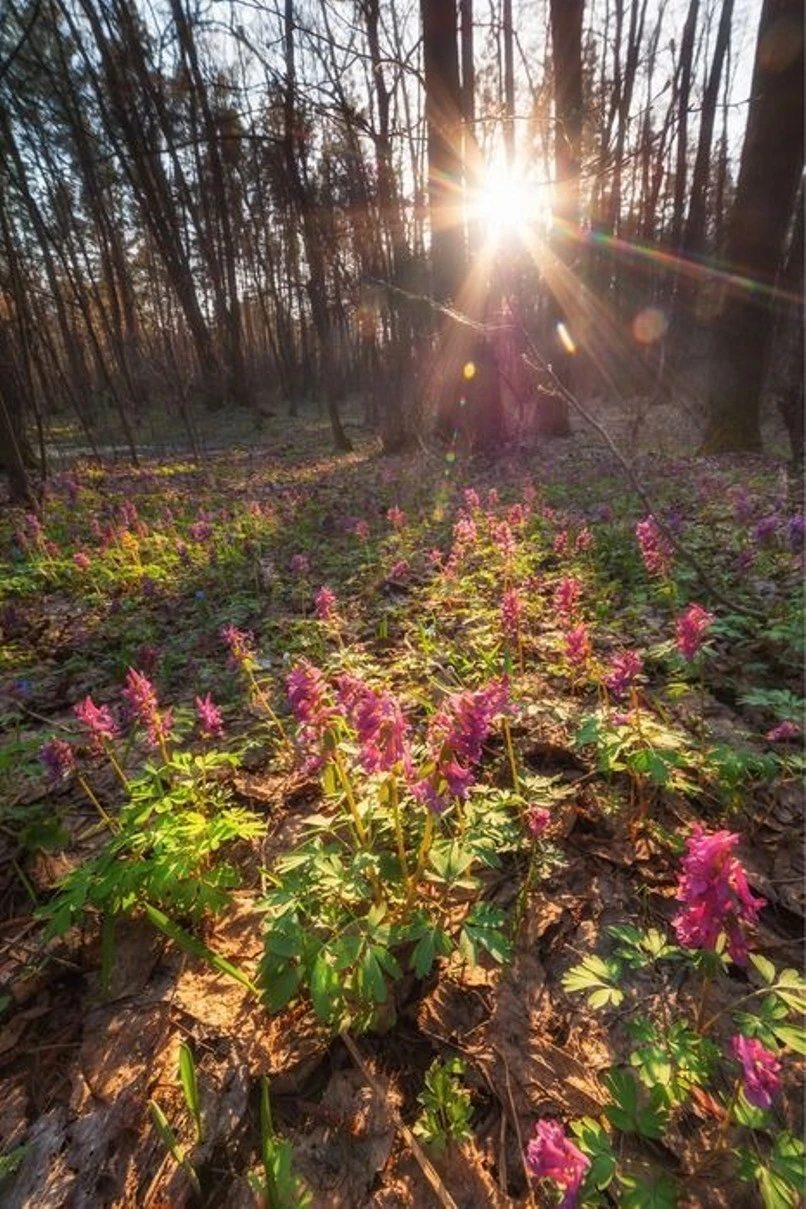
(750, 953, 777, 985)
(603, 1070, 667, 1139)
(143, 903, 259, 997)
(410, 926, 452, 978)
(618, 1170, 679, 1208)
(562, 954, 624, 1008)
(772, 1023, 806, 1055)
(178, 1043, 203, 1142)
(458, 903, 511, 965)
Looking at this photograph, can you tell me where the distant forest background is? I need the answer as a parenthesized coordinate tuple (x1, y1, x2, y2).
(0, 0, 802, 500)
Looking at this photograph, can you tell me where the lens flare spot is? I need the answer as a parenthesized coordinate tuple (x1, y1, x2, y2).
(445, 450, 456, 464)
(556, 322, 576, 355)
(632, 307, 668, 345)
(463, 361, 476, 380)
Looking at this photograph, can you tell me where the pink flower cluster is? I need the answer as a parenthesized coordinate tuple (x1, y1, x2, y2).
(554, 576, 582, 619)
(221, 624, 256, 668)
(414, 680, 509, 813)
(196, 694, 224, 739)
(124, 668, 173, 748)
(314, 585, 337, 621)
(387, 505, 407, 529)
(40, 737, 76, 780)
(564, 623, 591, 669)
(501, 587, 522, 640)
(672, 824, 765, 964)
(74, 695, 119, 747)
(731, 1035, 781, 1110)
(287, 660, 337, 766)
(675, 603, 714, 661)
(604, 649, 642, 697)
(525, 1119, 589, 1208)
(635, 516, 671, 577)
(337, 675, 411, 775)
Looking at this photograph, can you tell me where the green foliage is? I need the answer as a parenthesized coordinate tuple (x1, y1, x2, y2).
(602, 1069, 668, 1139)
(41, 751, 262, 936)
(148, 1099, 200, 1195)
(178, 1043, 203, 1142)
(737, 1134, 806, 1209)
(248, 1078, 311, 1209)
(627, 1019, 718, 1108)
(562, 954, 624, 1009)
(413, 1058, 473, 1154)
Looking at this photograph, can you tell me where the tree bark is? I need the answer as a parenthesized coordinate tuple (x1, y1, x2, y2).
(704, 0, 804, 452)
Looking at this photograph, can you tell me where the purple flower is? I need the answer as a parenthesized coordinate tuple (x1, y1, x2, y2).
(221, 624, 256, 668)
(196, 694, 224, 739)
(554, 577, 581, 618)
(287, 661, 337, 766)
(525, 1119, 590, 1208)
(314, 585, 337, 621)
(786, 514, 804, 553)
(414, 681, 509, 813)
(604, 650, 642, 697)
(337, 675, 412, 774)
(526, 805, 551, 837)
(765, 720, 801, 742)
(564, 623, 591, 669)
(40, 738, 76, 780)
(675, 603, 715, 661)
(672, 824, 765, 964)
(389, 558, 410, 581)
(501, 587, 522, 639)
(290, 553, 310, 576)
(74, 695, 119, 746)
(731, 1035, 781, 1110)
(635, 516, 672, 577)
(752, 514, 779, 546)
(189, 520, 213, 542)
(124, 668, 172, 748)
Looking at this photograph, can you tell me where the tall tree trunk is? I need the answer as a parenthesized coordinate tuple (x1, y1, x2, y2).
(704, 0, 803, 451)
(421, 0, 464, 303)
(682, 0, 733, 257)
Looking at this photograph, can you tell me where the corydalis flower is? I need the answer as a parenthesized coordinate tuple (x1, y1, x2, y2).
(221, 624, 255, 668)
(554, 576, 582, 618)
(636, 516, 671, 577)
(389, 559, 410, 581)
(337, 675, 411, 774)
(501, 587, 522, 639)
(196, 694, 224, 739)
(124, 668, 172, 748)
(387, 505, 407, 529)
(287, 660, 337, 766)
(604, 649, 642, 697)
(675, 603, 715, 661)
(765, 720, 801, 742)
(40, 738, 76, 781)
(414, 681, 509, 813)
(290, 553, 310, 576)
(74, 695, 119, 745)
(314, 585, 337, 621)
(73, 551, 91, 571)
(672, 824, 765, 964)
(564, 623, 591, 669)
(731, 1035, 781, 1110)
(525, 1119, 590, 1209)
(526, 805, 551, 837)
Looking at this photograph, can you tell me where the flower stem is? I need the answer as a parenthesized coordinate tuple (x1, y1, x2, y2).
(77, 774, 117, 831)
(388, 774, 411, 891)
(502, 717, 520, 795)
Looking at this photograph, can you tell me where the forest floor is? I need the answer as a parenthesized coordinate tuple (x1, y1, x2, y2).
(0, 415, 804, 1208)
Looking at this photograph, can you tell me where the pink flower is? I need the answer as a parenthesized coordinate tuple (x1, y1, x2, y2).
(553, 530, 569, 556)
(452, 513, 478, 550)
(354, 520, 370, 541)
(220, 624, 256, 668)
(494, 521, 516, 564)
(526, 805, 551, 837)
(337, 675, 411, 774)
(74, 695, 119, 745)
(554, 576, 582, 619)
(387, 505, 407, 529)
(564, 623, 592, 669)
(195, 694, 224, 739)
(486, 488, 499, 509)
(636, 516, 672, 577)
(427, 548, 444, 568)
(389, 558, 410, 581)
(314, 585, 338, 620)
(574, 527, 593, 553)
(672, 824, 765, 964)
(501, 587, 522, 640)
(414, 680, 510, 813)
(765, 720, 801, 742)
(507, 503, 529, 528)
(124, 668, 172, 748)
(463, 488, 480, 512)
(287, 661, 337, 766)
(525, 1119, 590, 1208)
(731, 1035, 781, 1110)
(40, 738, 76, 780)
(604, 650, 643, 697)
(675, 603, 715, 661)
(73, 551, 91, 571)
(290, 553, 310, 576)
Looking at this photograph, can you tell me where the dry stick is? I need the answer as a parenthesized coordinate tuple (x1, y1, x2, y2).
(370, 277, 765, 622)
(339, 1031, 460, 1209)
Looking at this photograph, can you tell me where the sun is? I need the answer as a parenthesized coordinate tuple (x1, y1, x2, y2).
(471, 168, 551, 245)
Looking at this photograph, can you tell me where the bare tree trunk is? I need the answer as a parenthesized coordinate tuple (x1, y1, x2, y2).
(704, 0, 803, 451)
